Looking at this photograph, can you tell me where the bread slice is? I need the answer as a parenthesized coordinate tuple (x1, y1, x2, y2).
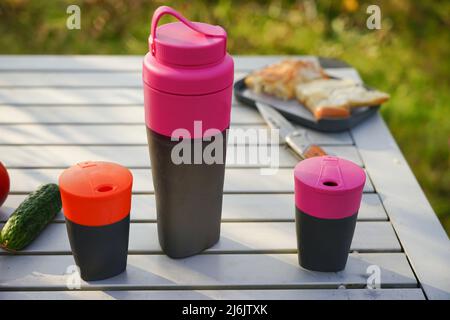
(325, 86, 390, 108)
(302, 95, 351, 119)
(244, 59, 389, 120)
(295, 79, 357, 101)
(346, 88, 390, 108)
(244, 59, 327, 100)
(295, 79, 389, 120)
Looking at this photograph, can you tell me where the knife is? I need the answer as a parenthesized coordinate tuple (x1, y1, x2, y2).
(255, 102, 327, 159)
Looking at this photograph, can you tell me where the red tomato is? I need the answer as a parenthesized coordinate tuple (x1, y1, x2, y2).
(0, 161, 10, 207)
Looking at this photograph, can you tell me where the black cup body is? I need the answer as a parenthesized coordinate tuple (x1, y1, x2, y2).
(295, 207, 357, 272)
(147, 128, 227, 258)
(65, 214, 130, 281)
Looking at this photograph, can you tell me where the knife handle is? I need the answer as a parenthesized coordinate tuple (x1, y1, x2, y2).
(303, 145, 327, 158)
(285, 132, 327, 159)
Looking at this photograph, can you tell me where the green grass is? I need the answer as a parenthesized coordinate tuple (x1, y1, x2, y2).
(1, 0, 449, 234)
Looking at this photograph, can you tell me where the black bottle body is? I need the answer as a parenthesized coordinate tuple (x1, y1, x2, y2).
(147, 128, 227, 258)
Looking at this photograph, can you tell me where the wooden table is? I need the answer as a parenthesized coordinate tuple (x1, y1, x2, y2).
(0, 56, 449, 300)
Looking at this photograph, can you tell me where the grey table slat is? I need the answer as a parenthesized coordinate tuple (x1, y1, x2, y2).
(0, 72, 355, 104)
(0, 72, 143, 87)
(0, 55, 144, 71)
(0, 253, 417, 289)
(0, 71, 242, 88)
(0, 289, 425, 300)
(0, 145, 362, 168)
(0, 124, 353, 146)
(0, 88, 146, 105)
(0, 88, 240, 106)
(0, 193, 387, 223)
(0, 221, 400, 255)
(6, 168, 374, 194)
(0, 105, 264, 125)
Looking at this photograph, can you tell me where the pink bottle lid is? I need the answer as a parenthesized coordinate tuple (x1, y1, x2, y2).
(142, 6, 234, 138)
(294, 156, 366, 219)
(143, 6, 233, 95)
(150, 17, 226, 66)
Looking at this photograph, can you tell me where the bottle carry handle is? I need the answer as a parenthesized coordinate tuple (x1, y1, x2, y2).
(150, 6, 226, 56)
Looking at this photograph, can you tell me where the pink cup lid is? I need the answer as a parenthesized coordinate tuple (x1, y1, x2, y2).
(149, 6, 227, 66)
(294, 156, 366, 219)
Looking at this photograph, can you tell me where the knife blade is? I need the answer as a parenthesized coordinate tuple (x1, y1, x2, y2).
(255, 102, 327, 159)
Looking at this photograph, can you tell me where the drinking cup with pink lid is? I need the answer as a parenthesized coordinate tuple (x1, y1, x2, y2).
(294, 156, 366, 271)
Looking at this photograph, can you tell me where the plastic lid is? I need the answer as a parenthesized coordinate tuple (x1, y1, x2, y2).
(149, 6, 227, 66)
(59, 161, 133, 226)
(294, 156, 366, 219)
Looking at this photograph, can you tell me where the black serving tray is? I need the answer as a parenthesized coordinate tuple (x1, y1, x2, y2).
(234, 57, 380, 132)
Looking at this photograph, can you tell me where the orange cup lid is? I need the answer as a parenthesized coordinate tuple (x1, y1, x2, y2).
(59, 161, 133, 226)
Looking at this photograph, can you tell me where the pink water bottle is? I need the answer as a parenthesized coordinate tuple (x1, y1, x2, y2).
(142, 6, 234, 258)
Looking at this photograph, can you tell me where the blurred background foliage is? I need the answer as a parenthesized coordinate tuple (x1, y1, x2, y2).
(0, 0, 449, 234)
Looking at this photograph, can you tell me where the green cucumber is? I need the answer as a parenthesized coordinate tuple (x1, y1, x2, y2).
(0, 183, 62, 252)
